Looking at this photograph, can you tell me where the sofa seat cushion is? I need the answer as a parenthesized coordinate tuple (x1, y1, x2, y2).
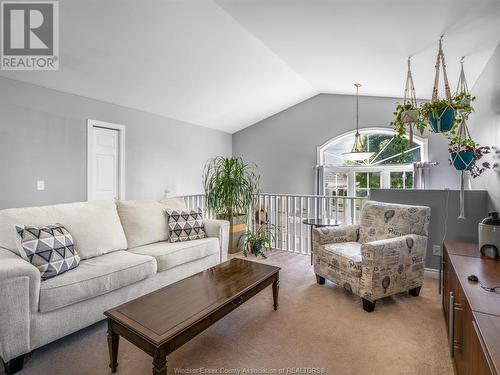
(129, 237, 219, 272)
(316, 242, 362, 278)
(39, 251, 157, 313)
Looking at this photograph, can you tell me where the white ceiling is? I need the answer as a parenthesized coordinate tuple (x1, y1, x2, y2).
(2, 0, 500, 133)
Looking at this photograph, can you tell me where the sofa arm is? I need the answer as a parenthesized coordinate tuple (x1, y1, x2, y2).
(204, 219, 230, 262)
(0, 248, 40, 361)
(359, 234, 427, 301)
(312, 224, 359, 246)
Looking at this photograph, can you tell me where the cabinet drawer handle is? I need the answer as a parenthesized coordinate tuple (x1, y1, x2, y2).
(448, 292, 455, 358)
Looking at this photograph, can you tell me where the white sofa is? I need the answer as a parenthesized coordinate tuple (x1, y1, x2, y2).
(0, 197, 229, 374)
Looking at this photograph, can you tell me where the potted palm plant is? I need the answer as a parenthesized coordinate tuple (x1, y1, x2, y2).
(238, 224, 278, 258)
(203, 156, 260, 253)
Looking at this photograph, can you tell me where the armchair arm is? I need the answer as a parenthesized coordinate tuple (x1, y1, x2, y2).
(359, 234, 427, 301)
(0, 248, 40, 361)
(203, 219, 230, 262)
(312, 224, 359, 246)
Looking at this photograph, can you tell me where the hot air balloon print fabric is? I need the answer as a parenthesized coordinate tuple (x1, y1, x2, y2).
(312, 201, 430, 303)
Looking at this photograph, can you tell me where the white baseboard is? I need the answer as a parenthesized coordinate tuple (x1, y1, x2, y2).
(424, 267, 439, 279)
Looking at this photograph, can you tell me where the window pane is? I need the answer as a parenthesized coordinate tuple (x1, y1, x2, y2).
(405, 171, 413, 189)
(390, 172, 404, 188)
(324, 171, 347, 196)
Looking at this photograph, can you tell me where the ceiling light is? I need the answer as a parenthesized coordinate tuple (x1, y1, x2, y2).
(342, 83, 375, 162)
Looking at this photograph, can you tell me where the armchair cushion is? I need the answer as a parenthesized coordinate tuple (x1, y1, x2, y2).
(317, 242, 362, 277)
(359, 201, 430, 244)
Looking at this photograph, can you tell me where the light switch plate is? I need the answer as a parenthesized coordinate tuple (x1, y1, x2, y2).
(433, 245, 442, 256)
(37, 180, 45, 191)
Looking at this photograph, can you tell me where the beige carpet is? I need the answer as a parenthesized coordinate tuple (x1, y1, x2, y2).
(12, 250, 453, 375)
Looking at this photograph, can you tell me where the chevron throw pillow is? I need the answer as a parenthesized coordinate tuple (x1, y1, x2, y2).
(166, 209, 206, 242)
(15, 224, 81, 280)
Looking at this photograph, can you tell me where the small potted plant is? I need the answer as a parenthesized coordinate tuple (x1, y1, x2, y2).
(391, 103, 427, 151)
(238, 223, 279, 258)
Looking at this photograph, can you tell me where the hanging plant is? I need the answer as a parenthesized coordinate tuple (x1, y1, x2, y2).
(419, 96, 472, 133)
(419, 37, 475, 134)
(391, 58, 427, 151)
(447, 115, 493, 176)
(448, 141, 492, 177)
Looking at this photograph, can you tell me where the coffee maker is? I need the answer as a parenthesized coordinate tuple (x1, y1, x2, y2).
(479, 212, 500, 259)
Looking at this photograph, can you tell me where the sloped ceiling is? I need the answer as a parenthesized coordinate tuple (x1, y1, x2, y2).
(2, 0, 500, 133)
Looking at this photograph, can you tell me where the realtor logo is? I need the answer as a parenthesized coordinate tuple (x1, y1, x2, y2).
(1, 1, 59, 70)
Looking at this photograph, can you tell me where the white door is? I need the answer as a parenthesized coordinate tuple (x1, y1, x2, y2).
(87, 120, 125, 201)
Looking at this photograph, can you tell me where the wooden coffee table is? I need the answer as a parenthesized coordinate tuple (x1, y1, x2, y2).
(104, 258, 280, 375)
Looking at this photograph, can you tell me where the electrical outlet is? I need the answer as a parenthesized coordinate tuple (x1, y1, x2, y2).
(37, 180, 45, 191)
(433, 245, 442, 256)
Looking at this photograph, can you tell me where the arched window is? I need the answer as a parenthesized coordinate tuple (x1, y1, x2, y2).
(317, 128, 428, 197)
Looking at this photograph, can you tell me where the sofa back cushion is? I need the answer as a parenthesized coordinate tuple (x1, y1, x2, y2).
(116, 200, 170, 248)
(0, 201, 127, 259)
(158, 197, 187, 212)
(358, 200, 430, 244)
(116, 198, 189, 249)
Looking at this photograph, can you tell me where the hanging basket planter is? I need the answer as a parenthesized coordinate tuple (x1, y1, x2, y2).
(401, 109, 420, 123)
(428, 108, 455, 133)
(450, 150, 475, 170)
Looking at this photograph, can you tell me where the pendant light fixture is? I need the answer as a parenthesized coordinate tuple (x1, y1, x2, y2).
(342, 83, 374, 161)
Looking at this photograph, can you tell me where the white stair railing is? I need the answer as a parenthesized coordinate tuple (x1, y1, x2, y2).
(181, 193, 368, 255)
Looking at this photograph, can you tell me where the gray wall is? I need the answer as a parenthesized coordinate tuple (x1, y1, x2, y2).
(232, 93, 459, 194)
(469, 42, 500, 211)
(0, 78, 232, 209)
(371, 189, 488, 270)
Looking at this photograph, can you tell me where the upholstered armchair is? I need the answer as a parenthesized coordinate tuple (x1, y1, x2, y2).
(312, 200, 431, 312)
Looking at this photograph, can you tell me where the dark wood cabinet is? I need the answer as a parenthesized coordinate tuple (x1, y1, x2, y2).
(442, 241, 500, 375)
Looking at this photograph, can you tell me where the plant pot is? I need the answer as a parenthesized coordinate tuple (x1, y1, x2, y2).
(401, 109, 419, 123)
(450, 150, 475, 171)
(218, 214, 247, 254)
(429, 108, 455, 133)
(460, 97, 471, 107)
(251, 241, 263, 255)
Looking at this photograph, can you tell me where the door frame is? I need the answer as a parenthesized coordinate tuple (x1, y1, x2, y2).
(87, 119, 126, 201)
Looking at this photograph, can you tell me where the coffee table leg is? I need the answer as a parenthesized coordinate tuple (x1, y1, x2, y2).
(152, 347, 167, 375)
(272, 276, 280, 311)
(107, 319, 119, 373)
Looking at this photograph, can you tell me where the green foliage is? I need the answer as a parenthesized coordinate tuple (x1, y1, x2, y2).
(238, 224, 279, 258)
(390, 103, 427, 153)
(203, 157, 260, 220)
(419, 93, 475, 133)
(391, 93, 476, 153)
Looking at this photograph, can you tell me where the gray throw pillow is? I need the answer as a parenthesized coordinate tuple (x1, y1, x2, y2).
(15, 223, 80, 279)
(166, 209, 206, 242)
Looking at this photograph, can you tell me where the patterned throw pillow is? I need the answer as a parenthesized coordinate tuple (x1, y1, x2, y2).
(15, 224, 80, 280)
(166, 209, 206, 242)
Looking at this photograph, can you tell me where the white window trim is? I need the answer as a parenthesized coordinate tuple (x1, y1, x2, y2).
(87, 119, 126, 201)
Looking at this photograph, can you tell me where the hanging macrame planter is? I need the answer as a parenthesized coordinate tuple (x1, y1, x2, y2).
(448, 57, 474, 219)
(401, 58, 419, 143)
(428, 37, 455, 133)
(449, 116, 475, 171)
(390, 57, 426, 150)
